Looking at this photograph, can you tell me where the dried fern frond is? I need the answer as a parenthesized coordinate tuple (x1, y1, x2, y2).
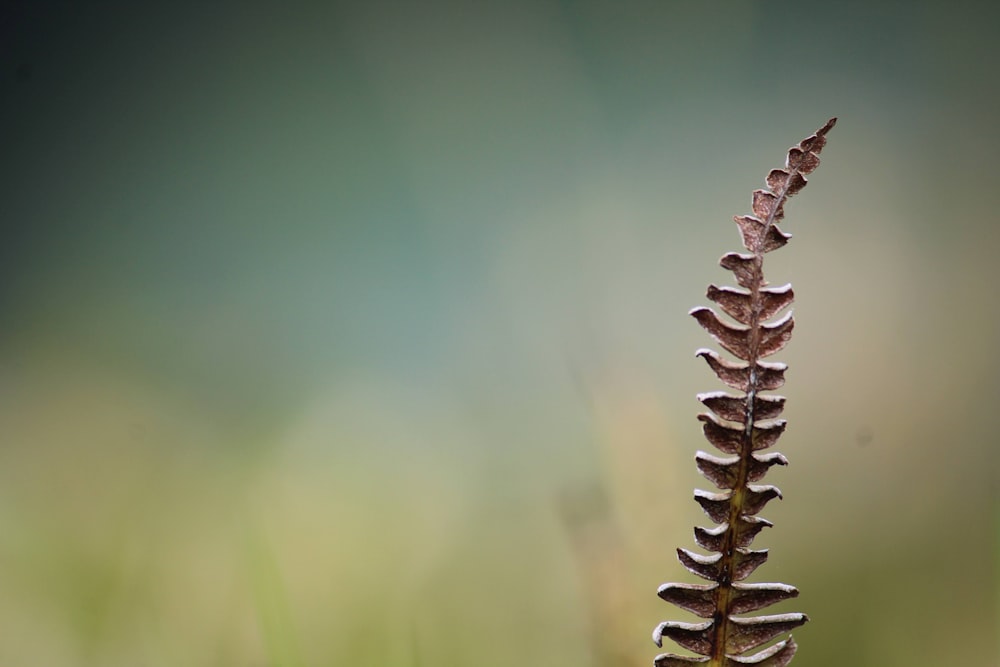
(652, 118, 836, 667)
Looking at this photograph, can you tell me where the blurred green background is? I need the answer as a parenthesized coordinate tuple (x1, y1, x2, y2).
(1, 1, 997, 665)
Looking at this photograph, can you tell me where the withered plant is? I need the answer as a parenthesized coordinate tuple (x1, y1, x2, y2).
(652, 118, 836, 667)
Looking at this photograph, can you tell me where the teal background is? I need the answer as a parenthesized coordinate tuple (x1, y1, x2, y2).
(1, 1, 997, 664)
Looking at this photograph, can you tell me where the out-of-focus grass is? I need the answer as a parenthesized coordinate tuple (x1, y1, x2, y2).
(3, 321, 994, 665)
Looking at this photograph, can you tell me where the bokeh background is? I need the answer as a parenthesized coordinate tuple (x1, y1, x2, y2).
(1, 1, 997, 665)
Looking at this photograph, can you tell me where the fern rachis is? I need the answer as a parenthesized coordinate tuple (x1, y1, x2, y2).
(652, 118, 836, 667)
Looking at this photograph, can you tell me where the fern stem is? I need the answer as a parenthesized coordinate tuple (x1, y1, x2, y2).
(709, 170, 791, 666)
(653, 118, 835, 667)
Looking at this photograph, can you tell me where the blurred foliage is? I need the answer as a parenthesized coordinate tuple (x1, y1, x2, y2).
(0, 1, 997, 665)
